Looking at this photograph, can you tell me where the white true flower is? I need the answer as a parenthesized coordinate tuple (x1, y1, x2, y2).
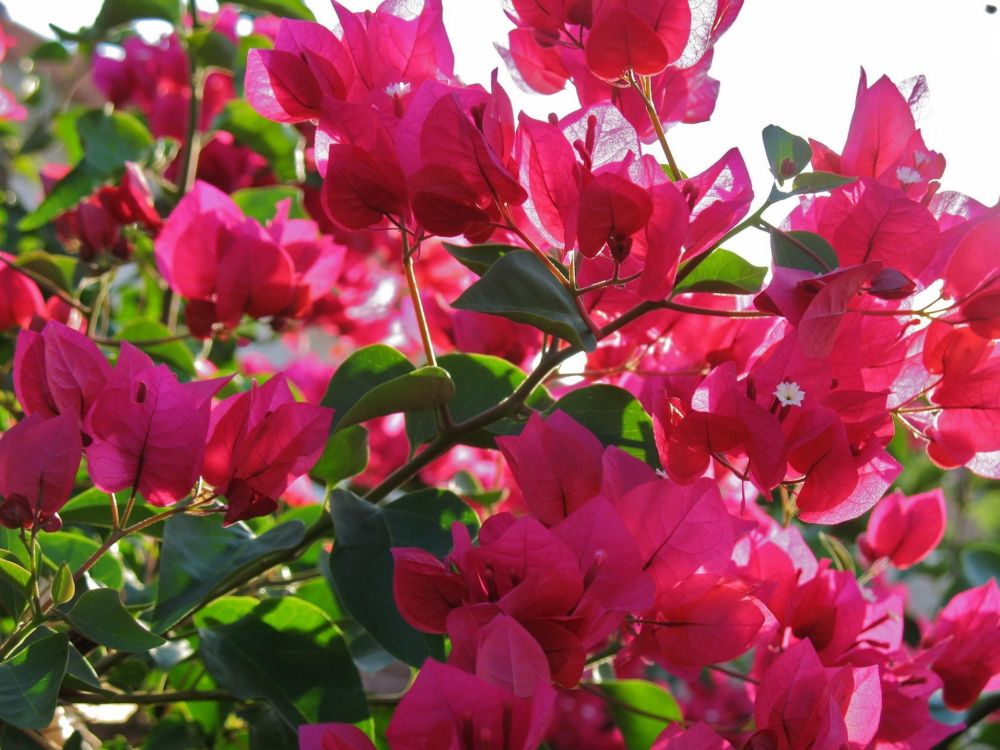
(774, 381, 806, 407)
(384, 81, 412, 97)
(896, 165, 923, 185)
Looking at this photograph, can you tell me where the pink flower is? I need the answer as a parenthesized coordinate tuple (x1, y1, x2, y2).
(385, 658, 555, 750)
(14, 322, 111, 421)
(83, 344, 226, 506)
(0, 413, 83, 531)
(0, 253, 46, 330)
(858, 488, 946, 569)
(202, 374, 332, 523)
(921, 579, 1000, 710)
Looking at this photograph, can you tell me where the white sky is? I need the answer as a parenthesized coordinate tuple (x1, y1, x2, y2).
(6, 0, 1000, 235)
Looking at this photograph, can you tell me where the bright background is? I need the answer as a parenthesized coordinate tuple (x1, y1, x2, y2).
(5, 0, 999, 208)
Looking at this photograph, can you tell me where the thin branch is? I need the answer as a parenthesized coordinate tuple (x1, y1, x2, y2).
(62, 688, 235, 705)
(0, 255, 90, 314)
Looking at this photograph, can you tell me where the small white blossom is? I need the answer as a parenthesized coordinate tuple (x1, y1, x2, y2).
(774, 381, 806, 407)
(896, 166, 922, 185)
(384, 81, 412, 97)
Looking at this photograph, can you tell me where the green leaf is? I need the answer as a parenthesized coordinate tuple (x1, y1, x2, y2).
(39, 532, 123, 589)
(310, 425, 369, 485)
(672, 249, 767, 295)
(230, 0, 315, 20)
(232, 186, 307, 223)
(93, 0, 180, 31)
(328, 489, 478, 666)
(152, 515, 306, 632)
(962, 543, 1000, 587)
(442, 242, 518, 276)
(0, 558, 31, 590)
(199, 597, 366, 728)
(51, 562, 76, 605)
(59, 488, 160, 533)
(548, 385, 660, 467)
(601, 680, 682, 750)
(769, 171, 856, 202)
(117, 319, 195, 375)
(213, 100, 303, 183)
(30, 41, 71, 63)
(452, 250, 597, 352)
(66, 589, 166, 652)
(19, 111, 154, 231)
(770, 230, 839, 274)
(187, 28, 237, 71)
(406, 352, 552, 448)
(0, 633, 69, 730)
(762, 124, 812, 182)
(322, 345, 454, 432)
(15, 251, 77, 292)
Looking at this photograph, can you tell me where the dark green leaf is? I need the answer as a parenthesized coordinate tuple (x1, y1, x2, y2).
(762, 124, 812, 182)
(187, 29, 237, 70)
(0, 633, 69, 730)
(152, 515, 306, 632)
(230, 0, 315, 20)
(406, 352, 552, 448)
(770, 230, 839, 274)
(310, 425, 369, 485)
(601, 680, 682, 750)
(322, 344, 454, 431)
(548, 385, 660, 467)
(672, 249, 767, 295)
(452, 250, 596, 352)
(66, 589, 166, 652)
(232, 186, 307, 223)
(213, 100, 303, 182)
(769, 172, 856, 202)
(18, 164, 98, 232)
(962, 543, 1000, 587)
(94, 0, 180, 30)
(442, 242, 518, 276)
(200, 597, 366, 727)
(59, 488, 160, 532)
(30, 41, 71, 62)
(328, 489, 478, 666)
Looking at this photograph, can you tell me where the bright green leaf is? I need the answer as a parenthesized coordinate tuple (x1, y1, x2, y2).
(601, 679, 682, 750)
(452, 250, 597, 352)
(39, 532, 123, 589)
(66, 589, 166, 652)
(118, 319, 196, 375)
(199, 597, 366, 727)
(548, 385, 660, 467)
(0, 558, 31, 591)
(232, 185, 307, 223)
(310, 425, 369, 485)
(672, 249, 767, 295)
